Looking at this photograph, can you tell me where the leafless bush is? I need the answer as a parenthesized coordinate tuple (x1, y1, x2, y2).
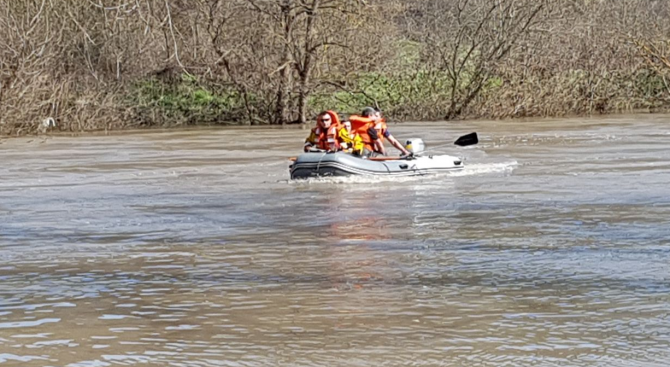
(189, 0, 396, 124)
(0, 0, 182, 134)
(398, 0, 670, 119)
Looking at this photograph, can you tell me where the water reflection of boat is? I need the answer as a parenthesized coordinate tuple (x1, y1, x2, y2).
(289, 152, 464, 179)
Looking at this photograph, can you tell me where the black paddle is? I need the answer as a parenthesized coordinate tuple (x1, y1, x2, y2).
(454, 132, 478, 147)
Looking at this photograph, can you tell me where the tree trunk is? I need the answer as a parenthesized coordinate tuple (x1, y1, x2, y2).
(296, 0, 321, 125)
(275, 1, 293, 125)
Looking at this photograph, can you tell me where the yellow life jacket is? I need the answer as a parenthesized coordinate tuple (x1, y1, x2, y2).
(338, 127, 364, 154)
(305, 129, 319, 147)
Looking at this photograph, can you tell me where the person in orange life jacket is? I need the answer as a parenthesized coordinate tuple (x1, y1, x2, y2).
(304, 111, 341, 152)
(350, 107, 409, 157)
(373, 108, 411, 156)
(348, 108, 384, 156)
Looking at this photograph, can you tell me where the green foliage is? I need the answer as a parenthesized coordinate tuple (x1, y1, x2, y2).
(128, 75, 248, 126)
(486, 76, 504, 89)
(120, 67, 670, 128)
(309, 71, 455, 120)
(395, 39, 423, 67)
(634, 69, 668, 97)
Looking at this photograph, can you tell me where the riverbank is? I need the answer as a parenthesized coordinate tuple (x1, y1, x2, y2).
(3, 0, 670, 136)
(2, 69, 670, 138)
(2, 97, 668, 138)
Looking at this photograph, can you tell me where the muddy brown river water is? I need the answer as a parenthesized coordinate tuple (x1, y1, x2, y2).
(1, 115, 670, 366)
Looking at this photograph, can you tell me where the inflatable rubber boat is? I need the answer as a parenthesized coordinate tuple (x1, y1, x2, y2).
(289, 134, 478, 180)
(290, 152, 464, 179)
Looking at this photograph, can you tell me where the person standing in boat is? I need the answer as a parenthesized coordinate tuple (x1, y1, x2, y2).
(304, 111, 341, 152)
(337, 120, 364, 155)
(349, 107, 410, 157)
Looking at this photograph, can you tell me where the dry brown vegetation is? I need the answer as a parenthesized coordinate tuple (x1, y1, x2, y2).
(1, 0, 669, 135)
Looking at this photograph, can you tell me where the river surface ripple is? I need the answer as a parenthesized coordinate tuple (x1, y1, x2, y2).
(1, 115, 669, 366)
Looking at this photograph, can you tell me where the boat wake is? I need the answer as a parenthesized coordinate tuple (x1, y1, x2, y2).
(450, 160, 518, 177)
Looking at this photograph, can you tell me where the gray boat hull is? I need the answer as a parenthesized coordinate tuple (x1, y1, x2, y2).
(290, 152, 464, 179)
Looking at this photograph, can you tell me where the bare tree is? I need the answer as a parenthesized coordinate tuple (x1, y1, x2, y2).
(0, 0, 65, 134)
(424, 0, 549, 119)
(293, 0, 381, 124)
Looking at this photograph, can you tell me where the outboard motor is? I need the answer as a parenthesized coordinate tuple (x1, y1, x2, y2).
(405, 138, 425, 155)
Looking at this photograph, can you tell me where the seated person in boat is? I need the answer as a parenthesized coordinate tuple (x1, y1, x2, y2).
(304, 111, 341, 152)
(349, 107, 410, 157)
(337, 120, 364, 155)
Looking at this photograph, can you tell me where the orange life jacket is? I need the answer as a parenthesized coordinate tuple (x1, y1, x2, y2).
(314, 111, 341, 150)
(350, 115, 387, 152)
